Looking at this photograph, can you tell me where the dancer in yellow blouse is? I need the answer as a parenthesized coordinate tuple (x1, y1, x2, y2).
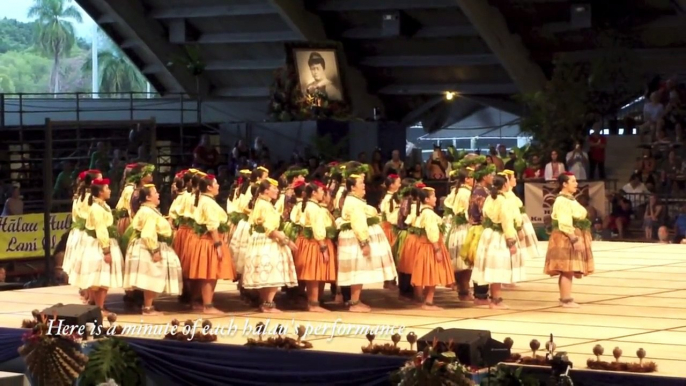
(227, 169, 252, 240)
(380, 174, 401, 261)
(412, 187, 455, 310)
(397, 183, 423, 301)
(187, 174, 236, 314)
(336, 173, 397, 312)
(503, 169, 540, 259)
(545, 172, 595, 308)
(243, 178, 298, 313)
(124, 184, 183, 315)
(64, 169, 101, 304)
(472, 174, 526, 309)
(275, 166, 308, 216)
(445, 167, 475, 300)
(230, 167, 268, 277)
(68, 178, 124, 315)
(297, 181, 337, 312)
(114, 163, 138, 235)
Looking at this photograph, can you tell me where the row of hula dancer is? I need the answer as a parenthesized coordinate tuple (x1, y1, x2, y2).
(57, 157, 595, 318)
(60, 163, 183, 316)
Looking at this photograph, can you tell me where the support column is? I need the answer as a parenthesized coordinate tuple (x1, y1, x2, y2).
(455, 0, 546, 94)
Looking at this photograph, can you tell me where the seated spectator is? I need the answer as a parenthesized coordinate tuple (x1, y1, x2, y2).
(523, 154, 543, 179)
(663, 90, 685, 142)
(652, 129, 673, 157)
(1, 187, 23, 217)
(642, 194, 663, 240)
(53, 161, 75, 200)
(661, 149, 685, 193)
(577, 193, 598, 222)
(636, 148, 656, 175)
(193, 134, 220, 172)
(657, 226, 671, 244)
(603, 192, 632, 238)
(592, 218, 604, 241)
(622, 174, 650, 211)
(640, 91, 665, 142)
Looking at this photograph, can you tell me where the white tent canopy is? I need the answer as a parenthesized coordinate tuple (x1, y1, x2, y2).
(417, 107, 523, 140)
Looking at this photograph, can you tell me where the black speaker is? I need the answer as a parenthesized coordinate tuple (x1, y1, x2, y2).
(41, 304, 103, 338)
(417, 328, 510, 366)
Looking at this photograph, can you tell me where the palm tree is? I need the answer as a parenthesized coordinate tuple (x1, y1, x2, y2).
(0, 69, 16, 93)
(28, 0, 82, 94)
(82, 33, 147, 97)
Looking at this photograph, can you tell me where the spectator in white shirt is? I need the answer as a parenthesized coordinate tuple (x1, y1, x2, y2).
(544, 150, 566, 181)
(641, 92, 665, 142)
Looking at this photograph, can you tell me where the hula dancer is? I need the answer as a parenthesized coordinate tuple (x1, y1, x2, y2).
(124, 184, 183, 315)
(275, 166, 308, 216)
(380, 174, 401, 261)
(461, 161, 495, 306)
(503, 169, 540, 259)
(544, 172, 595, 308)
(230, 167, 268, 278)
(411, 186, 455, 310)
(445, 167, 475, 300)
(171, 169, 197, 304)
(397, 183, 424, 302)
(296, 181, 337, 312)
(113, 163, 138, 235)
(472, 173, 525, 309)
(242, 179, 298, 313)
(393, 178, 416, 300)
(188, 174, 236, 314)
(68, 178, 124, 315)
(336, 173, 397, 312)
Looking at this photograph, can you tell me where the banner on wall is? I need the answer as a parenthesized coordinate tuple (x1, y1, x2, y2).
(524, 181, 606, 224)
(0, 213, 72, 260)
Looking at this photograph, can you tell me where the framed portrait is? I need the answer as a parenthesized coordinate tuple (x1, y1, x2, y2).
(292, 48, 345, 102)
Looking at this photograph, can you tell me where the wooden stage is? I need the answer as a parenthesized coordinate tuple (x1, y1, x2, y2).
(2, 241, 686, 378)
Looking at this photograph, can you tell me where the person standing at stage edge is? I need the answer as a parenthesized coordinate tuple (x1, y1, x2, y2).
(545, 172, 595, 308)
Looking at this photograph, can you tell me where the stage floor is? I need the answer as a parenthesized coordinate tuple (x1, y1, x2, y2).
(2, 241, 686, 377)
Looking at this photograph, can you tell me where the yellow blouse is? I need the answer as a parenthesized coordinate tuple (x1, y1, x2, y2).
(86, 198, 114, 249)
(451, 186, 472, 216)
(168, 191, 187, 220)
(404, 203, 419, 227)
(115, 184, 135, 211)
(340, 194, 369, 242)
(551, 194, 587, 234)
(131, 205, 172, 251)
(194, 194, 228, 231)
(72, 193, 91, 220)
(303, 200, 333, 241)
(380, 192, 400, 225)
(290, 199, 304, 225)
(365, 205, 379, 218)
(482, 194, 517, 240)
(443, 188, 457, 212)
(504, 190, 523, 228)
(249, 197, 281, 234)
(274, 194, 286, 216)
(235, 189, 253, 214)
(416, 205, 443, 243)
(226, 197, 236, 214)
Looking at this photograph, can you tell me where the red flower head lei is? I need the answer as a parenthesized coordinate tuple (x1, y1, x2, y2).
(313, 180, 326, 189)
(92, 178, 110, 186)
(292, 180, 306, 189)
(562, 172, 575, 176)
(175, 169, 187, 179)
(388, 174, 399, 180)
(78, 169, 101, 181)
(125, 163, 138, 170)
(237, 177, 244, 185)
(205, 174, 216, 181)
(415, 182, 426, 189)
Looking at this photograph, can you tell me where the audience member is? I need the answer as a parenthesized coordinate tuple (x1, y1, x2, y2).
(523, 155, 543, 179)
(1, 187, 23, 216)
(544, 150, 565, 181)
(566, 141, 588, 180)
(588, 123, 606, 179)
(193, 134, 220, 171)
(642, 194, 663, 240)
(657, 226, 671, 244)
(604, 192, 632, 238)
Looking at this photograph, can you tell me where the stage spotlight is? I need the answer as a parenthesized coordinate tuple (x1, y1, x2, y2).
(445, 92, 455, 100)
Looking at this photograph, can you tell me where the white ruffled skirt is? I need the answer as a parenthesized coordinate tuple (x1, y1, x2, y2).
(68, 234, 124, 289)
(242, 232, 298, 289)
(471, 228, 526, 285)
(446, 223, 470, 272)
(336, 225, 397, 286)
(124, 240, 183, 295)
(229, 219, 251, 274)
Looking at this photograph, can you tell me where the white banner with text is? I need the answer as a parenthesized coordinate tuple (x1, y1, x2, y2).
(524, 181, 606, 224)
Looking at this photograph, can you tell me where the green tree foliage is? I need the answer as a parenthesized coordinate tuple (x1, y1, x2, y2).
(0, 51, 52, 93)
(0, 18, 35, 53)
(82, 34, 146, 96)
(518, 31, 643, 155)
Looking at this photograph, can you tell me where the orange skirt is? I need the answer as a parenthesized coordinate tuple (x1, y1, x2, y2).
(411, 236, 455, 287)
(297, 238, 336, 282)
(173, 226, 192, 267)
(117, 217, 130, 236)
(293, 233, 307, 273)
(398, 233, 419, 274)
(180, 229, 200, 276)
(186, 233, 236, 280)
(381, 221, 397, 248)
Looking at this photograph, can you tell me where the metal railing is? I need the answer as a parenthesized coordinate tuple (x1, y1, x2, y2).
(0, 92, 200, 129)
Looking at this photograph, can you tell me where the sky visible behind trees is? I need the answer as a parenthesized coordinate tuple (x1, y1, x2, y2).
(0, 0, 147, 96)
